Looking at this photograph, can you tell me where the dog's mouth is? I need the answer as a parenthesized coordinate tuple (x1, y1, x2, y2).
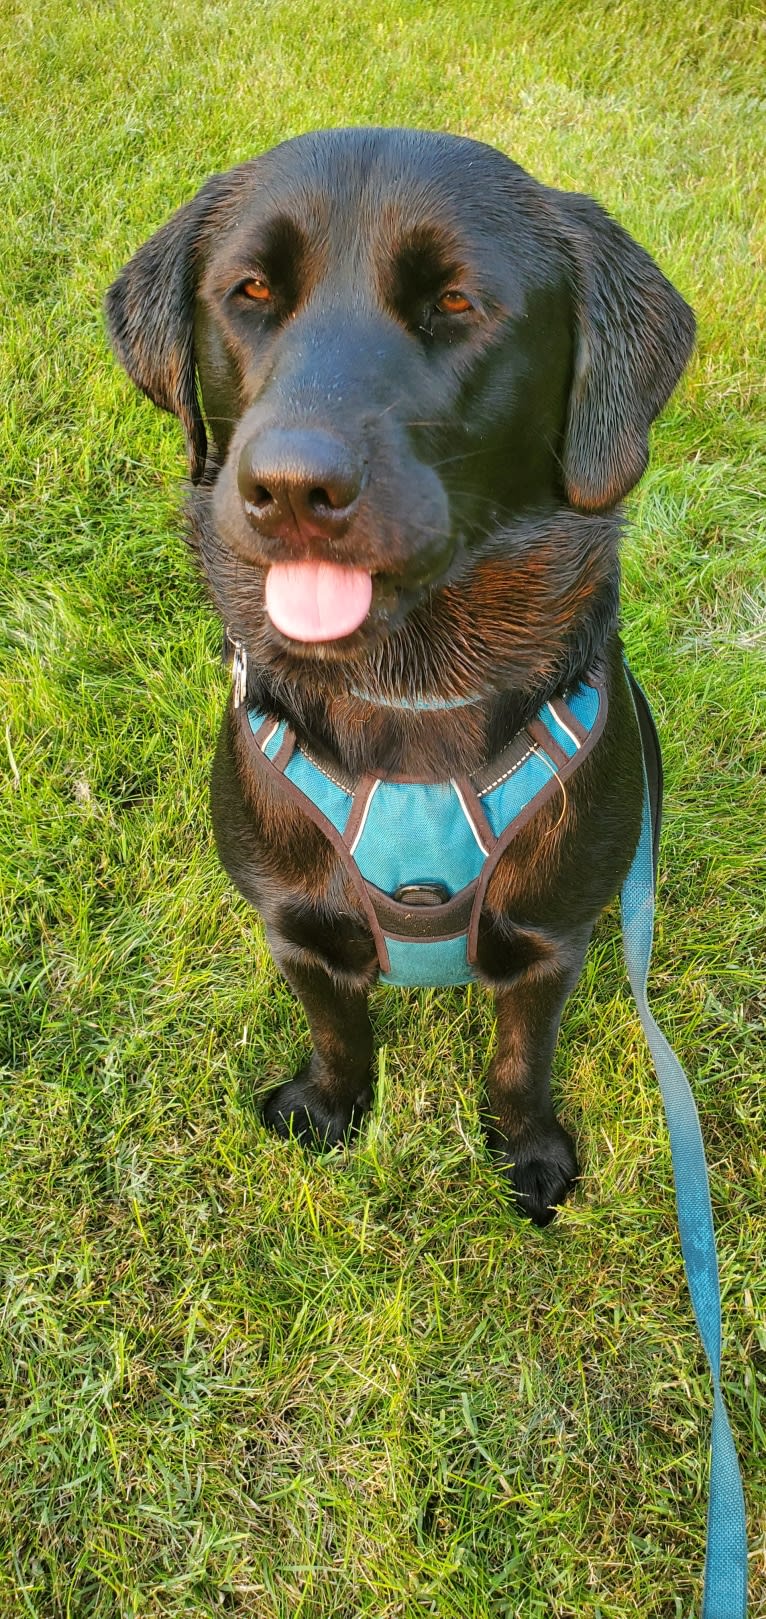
(261, 557, 442, 653)
(264, 560, 374, 643)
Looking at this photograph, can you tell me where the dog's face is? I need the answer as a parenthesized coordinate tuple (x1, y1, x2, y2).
(192, 132, 574, 644)
(106, 128, 694, 684)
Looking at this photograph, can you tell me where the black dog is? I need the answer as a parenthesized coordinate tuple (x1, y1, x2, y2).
(106, 128, 695, 1226)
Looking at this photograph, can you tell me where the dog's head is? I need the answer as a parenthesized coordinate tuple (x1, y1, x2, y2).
(106, 128, 694, 686)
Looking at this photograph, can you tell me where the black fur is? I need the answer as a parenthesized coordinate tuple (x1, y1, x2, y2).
(106, 128, 695, 1225)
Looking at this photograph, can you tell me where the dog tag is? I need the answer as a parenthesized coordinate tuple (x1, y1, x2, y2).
(230, 637, 248, 710)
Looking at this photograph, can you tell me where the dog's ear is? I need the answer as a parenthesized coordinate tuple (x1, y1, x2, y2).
(105, 176, 229, 483)
(552, 192, 696, 511)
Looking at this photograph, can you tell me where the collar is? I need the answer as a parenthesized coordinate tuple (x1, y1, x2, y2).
(348, 685, 482, 712)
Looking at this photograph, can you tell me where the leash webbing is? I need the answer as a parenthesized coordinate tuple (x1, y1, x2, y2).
(621, 770, 748, 1616)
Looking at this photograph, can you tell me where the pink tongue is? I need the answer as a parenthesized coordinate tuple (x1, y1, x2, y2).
(265, 561, 373, 642)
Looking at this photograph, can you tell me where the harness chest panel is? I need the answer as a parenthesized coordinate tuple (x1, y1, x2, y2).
(244, 673, 607, 986)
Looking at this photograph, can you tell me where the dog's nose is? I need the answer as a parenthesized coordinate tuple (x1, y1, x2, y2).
(237, 428, 364, 541)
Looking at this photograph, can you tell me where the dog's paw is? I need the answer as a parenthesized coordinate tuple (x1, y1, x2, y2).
(485, 1119, 578, 1226)
(262, 1066, 372, 1149)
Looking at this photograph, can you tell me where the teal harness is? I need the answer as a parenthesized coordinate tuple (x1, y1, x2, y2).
(239, 663, 748, 1616)
(245, 672, 607, 986)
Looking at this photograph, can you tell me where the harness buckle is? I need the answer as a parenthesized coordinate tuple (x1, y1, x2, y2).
(392, 882, 451, 907)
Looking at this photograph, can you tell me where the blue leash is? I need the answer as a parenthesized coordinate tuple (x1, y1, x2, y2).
(621, 754, 748, 1615)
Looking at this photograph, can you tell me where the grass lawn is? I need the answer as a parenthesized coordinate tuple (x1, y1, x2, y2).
(1, 1, 764, 1613)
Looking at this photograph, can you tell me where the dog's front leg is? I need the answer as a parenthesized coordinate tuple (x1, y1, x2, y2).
(482, 923, 592, 1226)
(262, 950, 375, 1149)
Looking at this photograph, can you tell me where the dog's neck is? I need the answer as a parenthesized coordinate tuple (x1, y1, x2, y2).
(245, 605, 618, 782)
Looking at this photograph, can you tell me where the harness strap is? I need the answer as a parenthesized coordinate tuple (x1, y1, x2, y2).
(466, 676, 609, 960)
(240, 707, 393, 973)
(621, 718, 748, 1617)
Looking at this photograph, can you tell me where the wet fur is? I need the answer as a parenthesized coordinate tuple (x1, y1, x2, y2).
(106, 128, 695, 1225)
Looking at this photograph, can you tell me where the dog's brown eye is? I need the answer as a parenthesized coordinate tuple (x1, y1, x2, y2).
(436, 289, 472, 315)
(241, 277, 272, 302)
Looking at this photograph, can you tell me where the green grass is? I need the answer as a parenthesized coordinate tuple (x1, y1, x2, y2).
(1, 1, 764, 1614)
